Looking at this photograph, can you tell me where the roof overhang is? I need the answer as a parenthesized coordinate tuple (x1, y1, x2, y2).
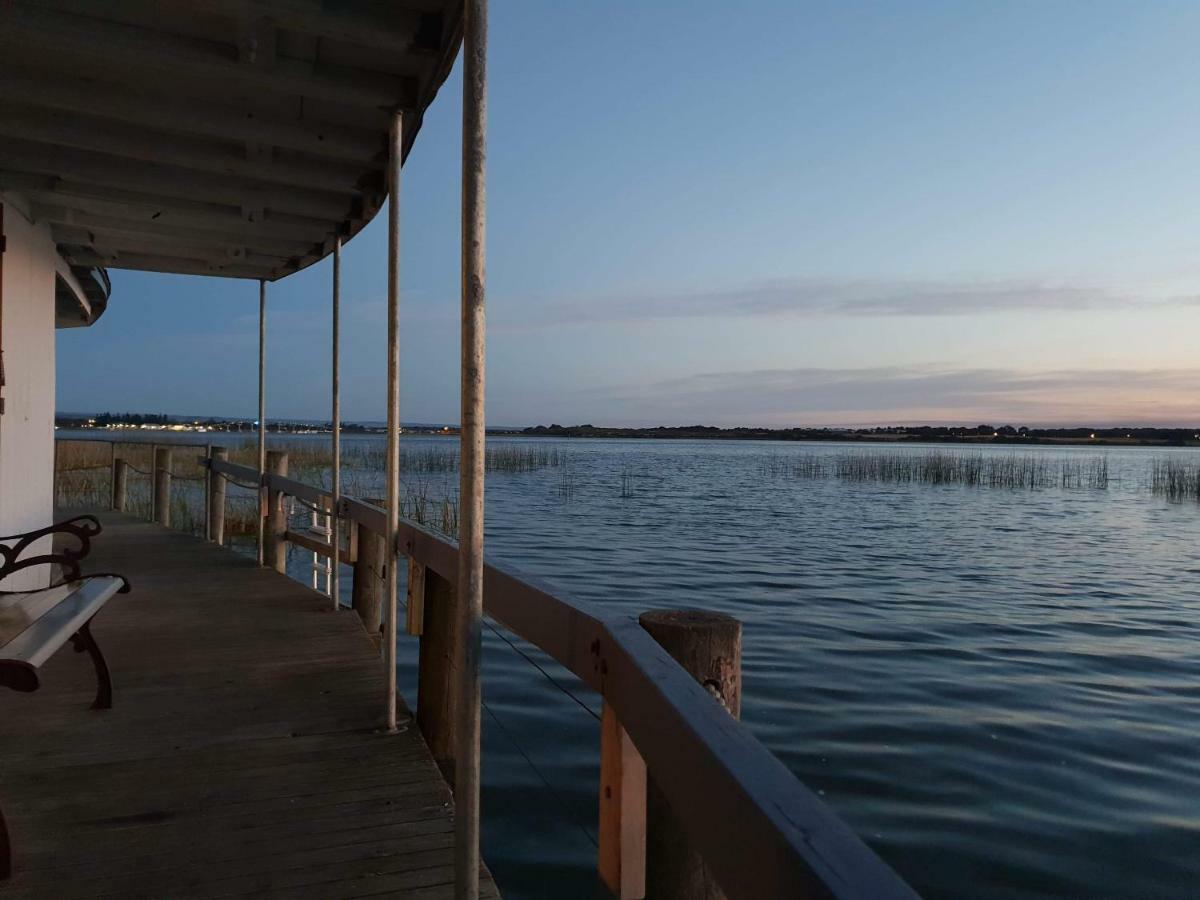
(0, 0, 463, 282)
(55, 261, 110, 328)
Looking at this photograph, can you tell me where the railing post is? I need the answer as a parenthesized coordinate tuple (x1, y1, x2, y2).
(265, 450, 288, 574)
(417, 568, 459, 787)
(111, 457, 128, 512)
(208, 447, 227, 545)
(351, 521, 385, 646)
(639, 609, 742, 900)
(203, 442, 213, 541)
(598, 702, 647, 900)
(153, 446, 172, 527)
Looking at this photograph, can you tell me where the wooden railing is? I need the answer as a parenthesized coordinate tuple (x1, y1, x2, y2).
(191, 452, 920, 899)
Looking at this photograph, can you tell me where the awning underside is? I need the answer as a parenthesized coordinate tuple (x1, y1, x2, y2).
(0, 0, 463, 282)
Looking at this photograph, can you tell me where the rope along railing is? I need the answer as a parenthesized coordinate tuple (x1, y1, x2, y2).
(202, 454, 917, 900)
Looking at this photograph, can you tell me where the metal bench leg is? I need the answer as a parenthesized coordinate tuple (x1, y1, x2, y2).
(69, 619, 112, 710)
(0, 802, 10, 879)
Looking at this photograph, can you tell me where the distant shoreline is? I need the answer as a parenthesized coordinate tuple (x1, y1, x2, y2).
(55, 415, 1200, 448)
(516, 424, 1200, 448)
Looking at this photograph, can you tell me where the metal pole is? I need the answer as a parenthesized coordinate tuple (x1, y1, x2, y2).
(256, 279, 267, 566)
(331, 237, 342, 611)
(384, 110, 403, 732)
(456, 0, 488, 896)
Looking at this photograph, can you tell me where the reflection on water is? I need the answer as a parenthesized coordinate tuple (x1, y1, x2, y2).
(464, 439, 1200, 900)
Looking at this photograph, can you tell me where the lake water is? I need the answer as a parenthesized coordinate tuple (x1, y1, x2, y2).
(62, 433, 1200, 898)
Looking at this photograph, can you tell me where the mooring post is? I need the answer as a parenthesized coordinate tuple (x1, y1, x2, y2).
(265, 450, 288, 574)
(639, 609, 742, 900)
(111, 457, 128, 512)
(153, 446, 172, 527)
(208, 447, 227, 545)
(351, 521, 385, 647)
(417, 568, 460, 787)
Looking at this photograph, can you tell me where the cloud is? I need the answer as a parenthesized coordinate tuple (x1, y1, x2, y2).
(497, 276, 1159, 330)
(573, 365, 1200, 427)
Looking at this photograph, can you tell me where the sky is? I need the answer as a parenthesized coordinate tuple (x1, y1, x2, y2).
(56, 1, 1200, 428)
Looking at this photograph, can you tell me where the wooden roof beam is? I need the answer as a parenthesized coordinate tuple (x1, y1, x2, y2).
(12, 182, 342, 244)
(0, 139, 352, 221)
(0, 102, 375, 195)
(61, 246, 277, 281)
(0, 3, 421, 109)
(41, 207, 324, 256)
(0, 72, 384, 164)
(34, 0, 430, 57)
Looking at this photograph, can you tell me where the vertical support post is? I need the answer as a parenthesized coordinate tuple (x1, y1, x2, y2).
(203, 442, 213, 541)
(111, 458, 128, 512)
(256, 278, 267, 567)
(456, 1, 488, 895)
(331, 236, 342, 611)
(265, 450, 288, 574)
(599, 702, 647, 900)
(406, 558, 426, 635)
(208, 447, 227, 546)
(384, 110, 403, 732)
(352, 521, 385, 647)
(417, 568, 459, 786)
(638, 610, 742, 900)
(149, 441, 158, 515)
(153, 446, 172, 528)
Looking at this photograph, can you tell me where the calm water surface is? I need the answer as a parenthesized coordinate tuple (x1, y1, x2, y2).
(72, 433, 1200, 898)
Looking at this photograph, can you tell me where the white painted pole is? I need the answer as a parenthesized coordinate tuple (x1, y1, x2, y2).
(456, 0, 488, 896)
(256, 278, 267, 567)
(331, 236, 342, 611)
(384, 111, 403, 732)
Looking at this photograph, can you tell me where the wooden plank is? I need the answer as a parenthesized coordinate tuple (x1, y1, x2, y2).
(0, 510, 498, 898)
(0, 578, 123, 666)
(283, 529, 354, 565)
(598, 702, 647, 900)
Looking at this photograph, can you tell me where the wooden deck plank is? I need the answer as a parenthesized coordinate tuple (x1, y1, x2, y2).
(0, 510, 498, 898)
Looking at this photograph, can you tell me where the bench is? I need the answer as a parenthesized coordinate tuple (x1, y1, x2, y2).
(0, 514, 130, 878)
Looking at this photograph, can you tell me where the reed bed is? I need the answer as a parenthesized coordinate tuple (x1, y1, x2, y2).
(1151, 459, 1200, 503)
(758, 449, 1112, 491)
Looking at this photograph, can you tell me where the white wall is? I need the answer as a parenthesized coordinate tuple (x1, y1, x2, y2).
(0, 193, 58, 590)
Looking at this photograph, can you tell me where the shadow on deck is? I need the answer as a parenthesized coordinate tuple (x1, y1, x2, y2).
(0, 510, 497, 899)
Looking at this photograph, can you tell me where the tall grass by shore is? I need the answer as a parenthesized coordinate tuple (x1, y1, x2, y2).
(52, 438, 486, 541)
(760, 450, 1111, 491)
(1152, 459, 1200, 503)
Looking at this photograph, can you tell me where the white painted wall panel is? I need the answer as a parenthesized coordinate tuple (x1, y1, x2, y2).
(0, 194, 57, 590)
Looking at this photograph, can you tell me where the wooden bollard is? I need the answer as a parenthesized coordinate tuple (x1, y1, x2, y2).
(111, 457, 128, 512)
(351, 522, 385, 642)
(207, 447, 227, 545)
(417, 568, 459, 787)
(153, 447, 172, 527)
(640, 609, 742, 900)
(265, 450, 288, 574)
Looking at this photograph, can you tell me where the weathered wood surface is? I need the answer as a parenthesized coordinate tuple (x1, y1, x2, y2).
(0, 509, 499, 899)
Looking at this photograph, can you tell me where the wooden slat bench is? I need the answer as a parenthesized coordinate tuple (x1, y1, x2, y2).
(0, 514, 130, 879)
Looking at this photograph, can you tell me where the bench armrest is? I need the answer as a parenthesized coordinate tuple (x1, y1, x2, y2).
(0, 515, 102, 589)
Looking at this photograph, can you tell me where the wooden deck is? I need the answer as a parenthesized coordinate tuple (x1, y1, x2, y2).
(0, 510, 498, 899)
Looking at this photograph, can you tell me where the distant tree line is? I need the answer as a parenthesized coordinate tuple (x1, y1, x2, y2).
(523, 423, 1200, 446)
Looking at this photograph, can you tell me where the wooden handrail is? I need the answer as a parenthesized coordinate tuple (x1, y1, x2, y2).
(205, 455, 917, 899)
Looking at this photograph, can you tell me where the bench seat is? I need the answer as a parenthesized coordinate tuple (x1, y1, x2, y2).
(0, 577, 126, 697)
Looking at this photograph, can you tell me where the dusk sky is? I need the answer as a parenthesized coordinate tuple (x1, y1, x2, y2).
(57, 1, 1200, 428)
